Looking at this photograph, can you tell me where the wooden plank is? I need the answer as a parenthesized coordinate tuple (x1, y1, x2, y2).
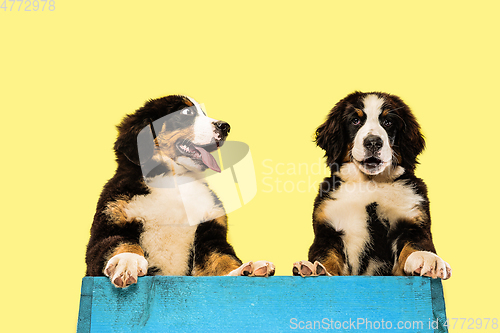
(76, 276, 93, 333)
(431, 277, 448, 333)
(77, 276, 448, 333)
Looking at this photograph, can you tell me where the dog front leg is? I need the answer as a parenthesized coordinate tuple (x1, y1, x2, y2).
(192, 217, 275, 277)
(390, 220, 451, 279)
(104, 242, 148, 288)
(293, 218, 345, 277)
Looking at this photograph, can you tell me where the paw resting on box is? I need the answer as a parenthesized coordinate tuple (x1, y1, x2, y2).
(104, 253, 149, 288)
(292, 260, 332, 277)
(404, 251, 452, 280)
(227, 261, 276, 277)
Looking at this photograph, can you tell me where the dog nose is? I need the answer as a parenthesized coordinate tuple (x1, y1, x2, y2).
(363, 135, 383, 152)
(215, 121, 230, 136)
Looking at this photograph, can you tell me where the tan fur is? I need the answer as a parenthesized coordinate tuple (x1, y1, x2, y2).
(182, 97, 194, 107)
(392, 243, 417, 276)
(313, 203, 330, 223)
(355, 108, 364, 117)
(193, 252, 241, 276)
(156, 126, 194, 158)
(107, 243, 145, 261)
(320, 250, 344, 276)
(343, 142, 354, 162)
(104, 198, 130, 225)
(313, 207, 344, 275)
(214, 215, 228, 227)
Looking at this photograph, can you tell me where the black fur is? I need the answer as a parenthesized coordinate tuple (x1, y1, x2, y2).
(308, 91, 444, 277)
(315, 91, 425, 172)
(85, 95, 241, 277)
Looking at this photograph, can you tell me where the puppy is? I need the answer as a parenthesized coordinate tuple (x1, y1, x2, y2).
(293, 91, 451, 279)
(86, 95, 274, 288)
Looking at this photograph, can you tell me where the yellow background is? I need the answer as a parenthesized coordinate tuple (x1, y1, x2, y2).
(1, 1, 498, 332)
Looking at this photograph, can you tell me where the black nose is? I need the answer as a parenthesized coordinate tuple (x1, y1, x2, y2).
(215, 121, 230, 136)
(363, 134, 383, 153)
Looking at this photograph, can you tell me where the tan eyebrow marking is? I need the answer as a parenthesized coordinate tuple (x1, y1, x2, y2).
(183, 97, 194, 107)
(355, 108, 364, 117)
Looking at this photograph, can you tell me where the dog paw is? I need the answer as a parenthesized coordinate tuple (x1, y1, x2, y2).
(227, 261, 276, 277)
(104, 253, 149, 288)
(404, 251, 452, 280)
(292, 260, 331, 277)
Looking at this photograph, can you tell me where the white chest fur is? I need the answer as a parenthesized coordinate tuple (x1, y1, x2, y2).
(123, 174, 225, 275)
(320, 164, 424, 274)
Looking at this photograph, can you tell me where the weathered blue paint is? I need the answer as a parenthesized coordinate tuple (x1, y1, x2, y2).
(77, 276, 447, 332)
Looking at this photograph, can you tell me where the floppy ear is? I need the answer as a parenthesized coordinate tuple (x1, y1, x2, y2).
(396, 106, 426, 171)
(114, 115, 155, 166)
(315, 101, 346, 169)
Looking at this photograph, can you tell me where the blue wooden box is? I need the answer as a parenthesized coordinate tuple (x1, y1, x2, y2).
(77, 276, 447, 332)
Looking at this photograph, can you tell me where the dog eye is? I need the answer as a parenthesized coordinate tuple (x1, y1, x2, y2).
(382, 119, 393, 128)
(352, 118, 361, 126)
(181, 108, 195, 116)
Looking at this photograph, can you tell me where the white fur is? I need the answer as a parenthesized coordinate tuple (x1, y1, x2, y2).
(123, 173, 225, 275)
(321, 191, 370, 275)
(364, 259, 388, 276)
(352, 94, 392, 174)
(194, 115, 219, 144)
(175, 155, 203, 173)
(186, 96, 219, 144)
(391, 237, 401, 267)
(186, 96, 205, 115)
(104, 253, 148, 288)
(321, 163, 424, 274)
(404, 251, 451, 279)
(151, 97, 221, 174)
(108, 97, 227, 276)
(338, 162, 405, 183)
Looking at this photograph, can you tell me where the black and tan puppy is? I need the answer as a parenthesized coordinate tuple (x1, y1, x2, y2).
(86, 95, 274, 288)
(293, 91, 451, 279)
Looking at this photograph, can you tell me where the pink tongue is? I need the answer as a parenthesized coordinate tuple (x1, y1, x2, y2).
(194, 146, 221, 173)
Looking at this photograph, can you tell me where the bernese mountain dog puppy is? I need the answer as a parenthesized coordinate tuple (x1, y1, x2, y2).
(86, 95, 275, 288)
(293, 91, 451, 279)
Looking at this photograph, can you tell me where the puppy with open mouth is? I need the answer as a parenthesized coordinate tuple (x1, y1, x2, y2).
(293, 91, 451, 279)
(86, 95, 274, 288)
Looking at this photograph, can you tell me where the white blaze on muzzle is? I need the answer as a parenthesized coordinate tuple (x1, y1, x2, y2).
(352, 94, 393, 174)
(185, 97, 220, 144)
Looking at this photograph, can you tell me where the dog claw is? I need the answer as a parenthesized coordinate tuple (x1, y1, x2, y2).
(104, 253, 148, 288)
(293, 260, 331, 277)
(404, 251, 451, 280)
(227, 260, 275, 277)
